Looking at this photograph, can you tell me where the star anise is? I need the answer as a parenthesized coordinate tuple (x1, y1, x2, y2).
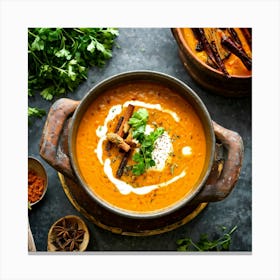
(51, 218, 85, 252)
(53, 218, 71, 239)
(62, 229, 85, 251)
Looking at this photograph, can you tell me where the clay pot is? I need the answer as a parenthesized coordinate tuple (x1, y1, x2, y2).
(172, 28, 252, 97)
(39, 71, 243, 234)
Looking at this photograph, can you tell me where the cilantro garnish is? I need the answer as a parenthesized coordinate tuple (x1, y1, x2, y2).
(128, 108, 149, 142)
(128, 108, 164, 175)
(28, 106, 46, 119)
(176, 225, 238, 251)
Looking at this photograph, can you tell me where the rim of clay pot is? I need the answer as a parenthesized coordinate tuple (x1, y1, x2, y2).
(173, 28, 252, 79)
(69, 70, 215, 219)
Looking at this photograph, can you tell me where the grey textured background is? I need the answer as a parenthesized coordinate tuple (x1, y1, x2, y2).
(28, 28, 252, 252)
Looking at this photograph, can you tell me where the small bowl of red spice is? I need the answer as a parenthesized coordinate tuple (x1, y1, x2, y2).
(28, 157, 48, 207)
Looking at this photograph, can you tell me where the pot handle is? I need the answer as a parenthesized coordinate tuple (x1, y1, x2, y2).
(40, 98, 80, 180)
(191, 121, 244, 204)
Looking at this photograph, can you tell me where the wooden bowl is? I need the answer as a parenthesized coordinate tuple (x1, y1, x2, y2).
(28, 157, 48, 207)
(47, 215, 90, 252)
(172, 28, 252, 97)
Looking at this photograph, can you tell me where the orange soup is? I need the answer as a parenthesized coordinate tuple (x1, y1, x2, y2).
(75, 81, 207, 213)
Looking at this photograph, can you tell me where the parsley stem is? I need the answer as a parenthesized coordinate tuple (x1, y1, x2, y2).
(61, 29, 76, 45)
(73, 28, 85, 34)
(28, 30, 37, 38)
(228, 225, 238, 235)
(28, 45, 44, 65)
(189, 239, 204, 251)
(52, 65, 66, 73)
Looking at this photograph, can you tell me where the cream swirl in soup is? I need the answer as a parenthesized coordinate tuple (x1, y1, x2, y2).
(76, 81, 206, 212)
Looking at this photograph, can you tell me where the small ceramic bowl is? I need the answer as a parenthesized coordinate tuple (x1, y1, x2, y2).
(28, 157, 48, 207)
(172, 28, 252, 97)
(47, 215, 90, 252)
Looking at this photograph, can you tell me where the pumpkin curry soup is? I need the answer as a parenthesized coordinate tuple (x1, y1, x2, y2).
(76, 81, 206, 212)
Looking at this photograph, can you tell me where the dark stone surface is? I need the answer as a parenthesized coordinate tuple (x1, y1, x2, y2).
(28, 28, 251, 252)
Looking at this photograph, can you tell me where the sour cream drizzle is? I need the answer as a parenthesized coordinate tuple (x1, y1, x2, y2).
(182, 146, 192, 156)
(152, 132, 173, 171)
(94, 101, 189, 195)
(104, 158, 186, 195)
(123, 100, 180, 122)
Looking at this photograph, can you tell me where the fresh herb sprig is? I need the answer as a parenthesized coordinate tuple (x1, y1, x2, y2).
(128, 108, 149, 142)
(176, 225, 238, 251)
(28, 106, 46, 119)
(128, 108, 164, 175)
(28, 28, 119, 119)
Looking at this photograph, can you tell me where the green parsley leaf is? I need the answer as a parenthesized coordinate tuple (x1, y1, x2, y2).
(28, 106, 46, 118)
(131, 154, 146, 176)
(176, 225, 238, 251)
(128, 108, 149, 141)
(31, 36, 45, 51)
(40, 86, 55, 100)
(128, 108, 165, 175)
(128, 108, 149, 129)
(55, 48, 72, 60)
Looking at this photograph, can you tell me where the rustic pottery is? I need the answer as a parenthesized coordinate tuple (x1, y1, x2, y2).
(40, 71, 244, 235)
(172, 28, 252, 97)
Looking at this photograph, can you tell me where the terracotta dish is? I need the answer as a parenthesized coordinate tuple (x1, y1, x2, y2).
(40, 71, 244, 224)
(172, 28, 252, 97)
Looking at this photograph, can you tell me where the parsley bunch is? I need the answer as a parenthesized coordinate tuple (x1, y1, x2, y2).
(28, 28, 119, 118)
(176, 225, 238, 251)
(128, 108, 164, 175)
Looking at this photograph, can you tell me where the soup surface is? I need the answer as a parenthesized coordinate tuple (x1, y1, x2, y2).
(76, 81, 207, 213)
(182, 28, 252, 76)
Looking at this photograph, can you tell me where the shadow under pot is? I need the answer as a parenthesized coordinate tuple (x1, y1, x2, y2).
(40, 70, 244, 235)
